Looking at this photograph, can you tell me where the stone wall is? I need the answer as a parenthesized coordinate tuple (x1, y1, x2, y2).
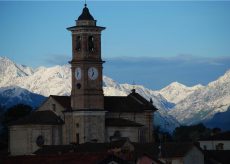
(183, 146, 204, 164)
(63, 111, 106, 144)
(9, 125, 62, 156)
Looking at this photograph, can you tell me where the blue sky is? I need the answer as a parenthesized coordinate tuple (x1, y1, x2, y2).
(1, 1, 230, 89)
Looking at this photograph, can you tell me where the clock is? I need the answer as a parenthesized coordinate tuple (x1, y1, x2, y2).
(75, 67, 81, 80)
(88, 67, 98, 80)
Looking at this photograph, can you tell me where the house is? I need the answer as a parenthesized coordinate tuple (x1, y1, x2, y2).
(199, 131, 230, 150)
(134, 142, 204, 164)
(199, 131, 230, 164)
(203, 149, 230, 164)
(31, 140, 203, 164)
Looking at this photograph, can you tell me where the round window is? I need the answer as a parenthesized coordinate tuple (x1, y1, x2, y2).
(36, 135, 45, 147)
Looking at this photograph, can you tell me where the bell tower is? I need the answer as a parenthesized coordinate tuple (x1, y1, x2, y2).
(66, 4, 106, 144)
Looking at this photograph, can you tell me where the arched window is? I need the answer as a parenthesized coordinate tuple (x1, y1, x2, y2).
(88, 36, 94, 52)
(36, 135, 45, 147)
(76, 36, 81, 51)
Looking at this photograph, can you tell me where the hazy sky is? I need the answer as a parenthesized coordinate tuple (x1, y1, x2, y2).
(1, 1, 230, 89)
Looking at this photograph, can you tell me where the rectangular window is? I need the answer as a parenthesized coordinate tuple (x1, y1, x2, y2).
(76, 133, 79, 144)
(52, 104, 56, 111)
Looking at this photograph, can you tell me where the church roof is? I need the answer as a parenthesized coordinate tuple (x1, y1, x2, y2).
(9, 110, 64, 125)
(49, 90, 157, 113)
(105, 118, 144, 127)
(51, 95, 71, 109)
(78, 4, 94, 21)
(133, 142, 199, 159)
(105, 90, 158, 112)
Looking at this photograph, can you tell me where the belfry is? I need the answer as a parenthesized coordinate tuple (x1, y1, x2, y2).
(66, 3, 106, 143)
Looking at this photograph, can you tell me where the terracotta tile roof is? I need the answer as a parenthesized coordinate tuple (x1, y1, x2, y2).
(133, 142, 199, 158)
(105, 118, 144, 127)
(9, 110, 64, 125)
(199, 131, 230, 141)
(204, 150, 230, 164)
(34, 144, 109, 155)
(34, 140, 132, 155)
(3, 152, 111, 164)
(34, 142, 199, 160)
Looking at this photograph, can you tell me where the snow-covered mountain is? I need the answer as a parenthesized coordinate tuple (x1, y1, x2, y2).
(158, 82, 204, 104)
(169, 70, 230, 125)
(1, 56, 229, 131)
(0, 56, 33, 81)
(204, 106, 230, 131)
(0, 57, 71, 97)
(0, 57, 179, 132)
(0, 86, 45, 109)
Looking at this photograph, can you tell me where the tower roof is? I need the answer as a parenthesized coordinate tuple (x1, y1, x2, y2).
(78, 4, 94, 21)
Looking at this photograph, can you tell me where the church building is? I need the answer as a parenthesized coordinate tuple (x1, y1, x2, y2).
(9, 4, 157, 156)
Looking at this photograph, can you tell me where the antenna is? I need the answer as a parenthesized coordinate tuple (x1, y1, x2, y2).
(84, 0, 87, 7)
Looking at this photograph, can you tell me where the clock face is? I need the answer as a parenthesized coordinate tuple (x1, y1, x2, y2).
(88, 67, 98, 80)
(75, 67, 81, 80)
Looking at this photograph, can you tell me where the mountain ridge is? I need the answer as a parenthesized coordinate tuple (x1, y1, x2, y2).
(0, 57, 180, 132)
(169, 69, 230, 125)
(1, 56, 230, 131)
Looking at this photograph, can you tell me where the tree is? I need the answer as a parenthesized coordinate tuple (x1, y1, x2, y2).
(173, 123, 211, 142)
(0, 104, 32, 147)
(154, 126, 173, 143)
(3, 104, 32, 125)
(212, 127, 221, 135)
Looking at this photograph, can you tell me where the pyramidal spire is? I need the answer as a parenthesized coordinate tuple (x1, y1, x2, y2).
(77, 1, 94, 21)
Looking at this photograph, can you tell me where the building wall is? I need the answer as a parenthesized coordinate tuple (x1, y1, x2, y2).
(37, 97, 65, 119)
(159, 147, 204, 164)
(183, 147, 204, 164)
(199, 140, 230, 150)
(106, 111, 154, 142)
(37, 97, 154, 144)
(63, 111, 105, 144)
(9, 125, 62, 156)
(62, 113, 73, 144)
(106, 126, 140, 142)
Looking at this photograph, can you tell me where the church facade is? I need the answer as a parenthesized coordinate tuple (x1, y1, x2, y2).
(9, 4, 157, 156)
